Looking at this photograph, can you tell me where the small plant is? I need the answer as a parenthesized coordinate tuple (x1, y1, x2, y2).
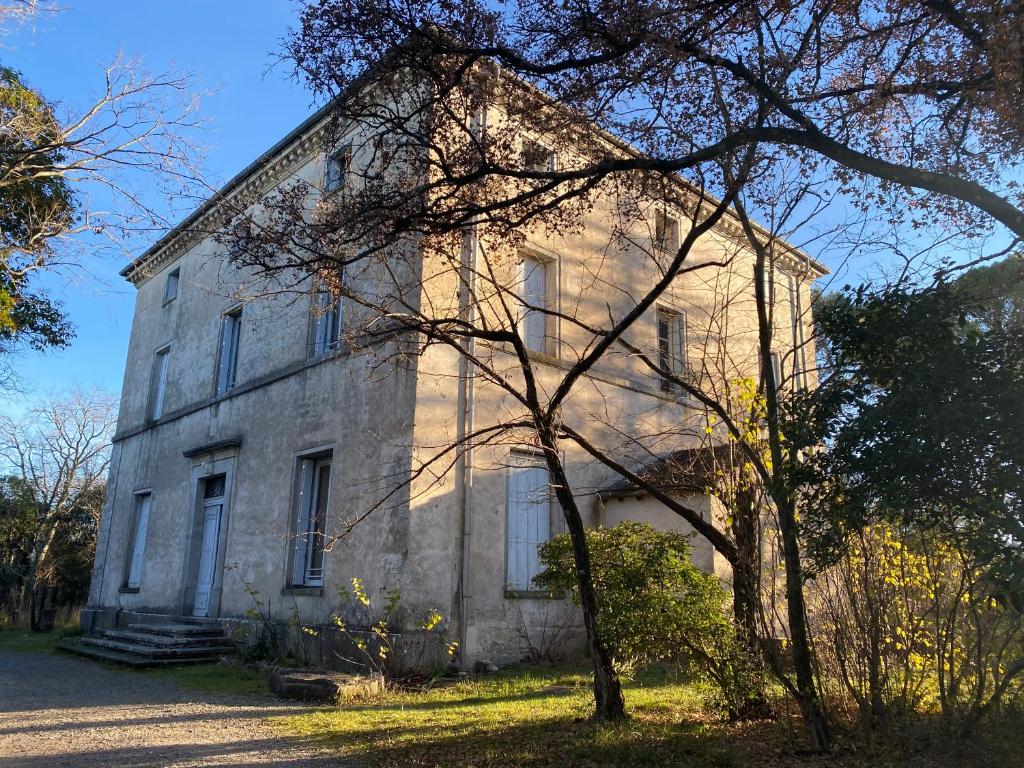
(227, 563, 285, 663)
(325, 577, 456, 686)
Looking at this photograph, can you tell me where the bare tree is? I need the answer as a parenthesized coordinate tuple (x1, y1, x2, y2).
(0, 390, 115, 629)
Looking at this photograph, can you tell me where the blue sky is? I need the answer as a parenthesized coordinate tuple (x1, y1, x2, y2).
(3, 1, 314, 402)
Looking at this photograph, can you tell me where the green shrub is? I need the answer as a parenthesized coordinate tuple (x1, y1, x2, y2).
(535, 521, 759, 714)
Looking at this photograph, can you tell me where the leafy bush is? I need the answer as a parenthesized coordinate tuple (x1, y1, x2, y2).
(535, 521, 760, 714)
(808, 524, 1024, 730)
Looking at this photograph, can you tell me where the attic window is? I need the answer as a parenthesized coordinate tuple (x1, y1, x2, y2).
(655, 211, 680, 254)
(325, 145, 352, 192)
(522, 140, 555, 174)
(164, 267, 180, 303)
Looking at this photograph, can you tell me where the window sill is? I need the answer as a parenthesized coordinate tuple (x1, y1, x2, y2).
(282, 586, 324, 597)
(504, 589, 562, 601)
(119, 586, 140, 594)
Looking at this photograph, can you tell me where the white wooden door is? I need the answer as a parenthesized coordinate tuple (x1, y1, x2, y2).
(192, 501, 222, 617)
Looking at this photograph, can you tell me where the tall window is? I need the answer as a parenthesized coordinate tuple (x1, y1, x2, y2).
(123, 493, 152, 589)
(164, 267, 180, 303)
(518, 254, 550, 354)
(311, 272, 343, 358)
(506, 452, 556, 592)
(149, 345, 170, 420)
(786, 273, 808, 388)
(291, 455, 332, 587)
(656, 307, 687, 391)
(655, 210, 680, 253)
(325, 145, 352, 193)
(216, 308, 242, 395)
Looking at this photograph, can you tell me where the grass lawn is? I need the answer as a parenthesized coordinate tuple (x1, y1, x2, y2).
(0, 626, 270, 697)
(274, 665, 1024, 768)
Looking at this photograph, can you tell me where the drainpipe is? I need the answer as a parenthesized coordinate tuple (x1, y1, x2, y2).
(454, 226, 478, 670)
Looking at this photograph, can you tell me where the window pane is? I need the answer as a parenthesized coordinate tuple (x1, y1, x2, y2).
(204, 474, 226, 499)
(150, 348, 169, 419)
(164, 269, 179, 302)
(326, 146, 351, 192)
(217, 311, 241, 394)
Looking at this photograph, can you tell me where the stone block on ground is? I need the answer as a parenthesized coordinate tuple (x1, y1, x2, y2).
(270, 668, 383, 703)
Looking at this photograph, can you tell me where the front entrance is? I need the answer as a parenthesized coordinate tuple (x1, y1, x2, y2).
(191, 474, 226, 618)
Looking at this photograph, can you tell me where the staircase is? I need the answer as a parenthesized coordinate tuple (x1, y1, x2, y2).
(59, 621, 236, 667)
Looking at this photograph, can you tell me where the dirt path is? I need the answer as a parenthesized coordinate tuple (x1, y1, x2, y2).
(0, 649, 340, 767)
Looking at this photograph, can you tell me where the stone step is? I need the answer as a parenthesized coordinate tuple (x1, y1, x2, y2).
(103, 629, 230, 647)
(126, 622, 226, 638)
(57, 640, 222, 668)
(80, 636, 236, 659)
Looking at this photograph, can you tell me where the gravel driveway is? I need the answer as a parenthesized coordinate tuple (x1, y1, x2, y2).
(0, 649, 339, 767)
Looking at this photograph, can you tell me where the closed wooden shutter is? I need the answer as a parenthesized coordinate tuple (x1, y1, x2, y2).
(126, 494, 151, 589)
(521, 257, 547, 352)
(506, 456, 551, 591)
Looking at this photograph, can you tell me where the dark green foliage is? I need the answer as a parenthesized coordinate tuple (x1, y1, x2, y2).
(0, 66, 75, 355)
(799, 257, 1024, 593)
(535, 521, 762, 716)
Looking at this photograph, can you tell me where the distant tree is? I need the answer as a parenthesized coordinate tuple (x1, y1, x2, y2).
(0, 391, 114, 629)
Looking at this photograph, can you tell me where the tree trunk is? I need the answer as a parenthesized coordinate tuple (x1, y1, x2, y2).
(730, 480, 772, 719)
(775, 494, 832, 751)
(539, 428, 626, 720)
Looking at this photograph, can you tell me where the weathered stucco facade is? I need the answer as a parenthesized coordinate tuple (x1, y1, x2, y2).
(83, 83, 825, 666)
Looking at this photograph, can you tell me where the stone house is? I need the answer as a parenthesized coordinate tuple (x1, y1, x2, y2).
(81, 74, 827, 666)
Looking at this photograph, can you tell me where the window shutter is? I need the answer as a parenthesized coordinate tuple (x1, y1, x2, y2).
(151, 349, 169, 419)
(506, 456, 552, 591)
(522, 258, 547, 352)
(127, 495, 151, 588)
(291, 459, 313, 586)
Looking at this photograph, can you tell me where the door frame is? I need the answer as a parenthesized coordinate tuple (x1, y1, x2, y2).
(178, 453, 236, 618)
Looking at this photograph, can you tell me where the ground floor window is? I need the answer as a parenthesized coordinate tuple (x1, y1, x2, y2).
(123, 492, 152, 589)
(290, 454, 332, 587)
(506, 452, 557, 592)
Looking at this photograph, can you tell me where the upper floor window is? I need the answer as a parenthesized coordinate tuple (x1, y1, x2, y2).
(522, 139, 555, 174)
(325, 145, 352, 193)
(311, 271, 343, 358)
(656, 306, 687, 391)
(149, 345, 170, 420)
(518, 253, 553, 354)
(506, 451, 559, 593)
(215, 308, 242, 395)
(123, 492, 152, 590)
(655, 210, 681, 254)
(290, 453, 332, 587)
(163, 267, 180, 304)
(786, 273, 808, 388)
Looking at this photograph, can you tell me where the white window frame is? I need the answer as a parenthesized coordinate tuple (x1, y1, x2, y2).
(215, 307, 242, 396)
(290, 454, 332, 588)
(149, 344, 171, 420)
(123, 492, 152, 590)
(325, 145, 352, 193)
(505, 451, 558, 593)
(656, 306, 687, 391)
(163, 267, 180, 304)
(655, 210, 681, 254)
